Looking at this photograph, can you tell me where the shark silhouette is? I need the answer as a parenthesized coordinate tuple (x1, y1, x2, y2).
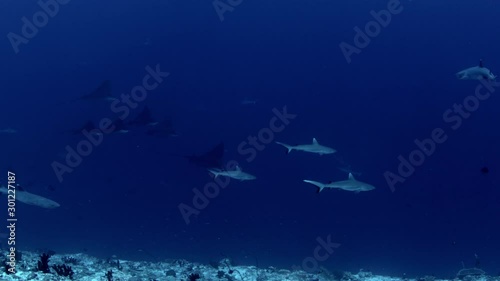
(66, 120, 101, 136)
(128, 106, 159, 127)
(66, 119, 128, 136)
(146, 119, 178, 137)
(173, 142, 224, 168)
(110, 119, 129, 134)
(78, 80, 115, 101)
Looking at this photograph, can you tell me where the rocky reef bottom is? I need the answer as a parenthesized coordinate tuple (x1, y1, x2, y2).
(1, 251, 497, 281)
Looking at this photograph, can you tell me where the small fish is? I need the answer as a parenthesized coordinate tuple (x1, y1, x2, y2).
(276, 138, 336, 155)
(303, 173, 375, 193)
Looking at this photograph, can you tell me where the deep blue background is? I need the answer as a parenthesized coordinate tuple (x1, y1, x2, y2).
(1, 0, 500, 278)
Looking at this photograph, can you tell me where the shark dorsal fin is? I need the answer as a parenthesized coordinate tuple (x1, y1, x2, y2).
(348, 173, 355, 180)
(479, 59, 484, 68)
(312, 138, 318, 145)
(235, 165, 241, 171)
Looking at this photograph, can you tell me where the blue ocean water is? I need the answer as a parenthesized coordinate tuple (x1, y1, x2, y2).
(1, 0, 499, 278)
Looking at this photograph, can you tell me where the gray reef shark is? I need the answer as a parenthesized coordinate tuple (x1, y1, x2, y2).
(208, 166, 256, 181)
(276, 138, 336, 155)
(0, 185, 60, 208)
(303, 173, 375, 193)
(456, 60, 497, 81)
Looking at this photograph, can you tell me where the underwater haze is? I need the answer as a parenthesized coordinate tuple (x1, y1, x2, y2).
(1, 0, 500, 279)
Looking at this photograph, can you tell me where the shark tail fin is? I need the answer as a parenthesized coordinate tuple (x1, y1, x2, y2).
(276, 142, 293, 154)
(208, 169, 220, 178)
(303, 180, 326, 193)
